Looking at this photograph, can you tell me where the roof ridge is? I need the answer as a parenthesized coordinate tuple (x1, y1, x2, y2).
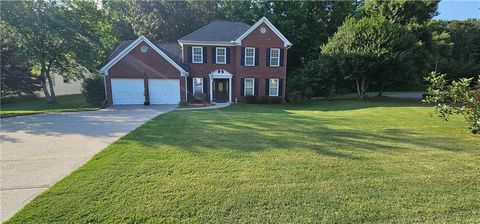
(179, 20, 219, 41)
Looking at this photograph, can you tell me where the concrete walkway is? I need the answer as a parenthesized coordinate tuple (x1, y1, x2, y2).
(0, 105, 175, 222)
(384, 92, 425, 99)
(176, 102, 231, 110)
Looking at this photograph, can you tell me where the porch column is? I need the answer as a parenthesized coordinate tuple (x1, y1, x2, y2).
(228, 77, 232, 103)
(210, 77, 213, 104)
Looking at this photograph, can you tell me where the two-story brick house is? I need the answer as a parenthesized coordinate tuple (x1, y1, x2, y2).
(99, 17, 291, 105)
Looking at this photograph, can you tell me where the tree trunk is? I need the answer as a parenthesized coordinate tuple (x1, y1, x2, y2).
(356, 79, 361, 98)
(377, 81, 385, 97)
(39, 63, 51, 101)
(45, 72, 57, 104)
(43, 60, 57, 104)
(360, 77, 368, 99)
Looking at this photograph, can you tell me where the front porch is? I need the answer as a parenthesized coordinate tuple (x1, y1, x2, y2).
(209, 69, 233, 104)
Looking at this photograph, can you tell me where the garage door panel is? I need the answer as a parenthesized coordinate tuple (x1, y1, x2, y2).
(148, 79, 180, 104)
(111, 79, 144, 105)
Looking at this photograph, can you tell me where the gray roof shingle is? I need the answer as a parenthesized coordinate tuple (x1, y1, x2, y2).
(105, 40, 188, 72)
(179, 20, 251, 42)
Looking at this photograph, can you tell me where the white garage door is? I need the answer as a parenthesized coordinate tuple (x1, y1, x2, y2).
(148, 79, 180, 104)
(111, 79, 145, 105)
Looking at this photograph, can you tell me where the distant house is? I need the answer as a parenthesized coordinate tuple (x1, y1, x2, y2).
(37, 74, 89, 97)
(99, 17, 292, 105)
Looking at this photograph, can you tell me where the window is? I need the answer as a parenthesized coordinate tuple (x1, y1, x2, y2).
(193, 78, 203, 94)
(269, 79, 279, 96)
(192, 47, 203, 63)
(244, 47, 255, 66)
(270, 48, 280, 67)
(216, 47, 226, 64)
(244, 78, 255, 96)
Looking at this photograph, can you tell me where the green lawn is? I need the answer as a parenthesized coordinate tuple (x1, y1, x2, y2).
(7, 99, 480, 223)
(0, 94, 99, 118)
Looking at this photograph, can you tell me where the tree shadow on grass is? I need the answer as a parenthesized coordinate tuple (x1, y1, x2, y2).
(126, 104, 476, 161)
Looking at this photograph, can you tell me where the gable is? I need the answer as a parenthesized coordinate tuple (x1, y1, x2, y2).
(108, 41, 181, 78)
(100, 36, 187, 76)
(235, 17, 292, 48)
(241, 22, 285, 46)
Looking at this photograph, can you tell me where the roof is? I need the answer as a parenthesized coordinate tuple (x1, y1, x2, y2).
(104, 40, 188, 72)
(100, 36, 188, 75)
(154, 42, 188, 71)
(178, 20, 251, 42)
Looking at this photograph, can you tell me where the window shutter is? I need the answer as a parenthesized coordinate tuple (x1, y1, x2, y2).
(203, 47, 207, 63)
(203, 78, 208, 94)
(265, 79, 270, 96)
(241, 47, 245, 66)
(240, 78, 245, 96)
(255, 48, 259, 66)
(188, 47, 192, 63)
(212, 47, 216, 64)
(226, 48, 231, 64)
(279, 79, 283, 96)
(254, 78, 259, 96)
(266, 48, 270, 66)
(280, 49, 284, 66)
(187, 77, 193, 99)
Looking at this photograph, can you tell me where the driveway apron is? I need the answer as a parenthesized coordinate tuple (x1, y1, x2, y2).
(0, 105, 175, 222)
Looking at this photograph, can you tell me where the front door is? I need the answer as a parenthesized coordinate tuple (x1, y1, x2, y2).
(214, 79, 228, 103)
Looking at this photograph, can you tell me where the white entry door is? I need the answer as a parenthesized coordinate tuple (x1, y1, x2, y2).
(148, 79, 180, 104)
(111, 79, 145, 105)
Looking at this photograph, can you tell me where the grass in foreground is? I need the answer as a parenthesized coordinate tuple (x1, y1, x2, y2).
(7, 99, 480, 223)
(0, 94, 99, 118)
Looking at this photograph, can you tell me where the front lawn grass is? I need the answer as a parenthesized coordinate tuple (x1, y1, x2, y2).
(7, 99, 480, 223)
(0, 94, 99, 118)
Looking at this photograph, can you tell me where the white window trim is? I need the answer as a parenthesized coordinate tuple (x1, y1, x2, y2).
(216, 47, 226, 64)
(270, 48, 280, 67)
(193, 78, 203, 94)
(244, 78, 255, 96)
(244, 47, 255, 66)
(269, 78, 279, 96)
(192, 46, 203, 64)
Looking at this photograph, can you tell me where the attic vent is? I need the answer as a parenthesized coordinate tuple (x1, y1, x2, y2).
(260, 27, 267, 34)
(140, 45, 148, 53)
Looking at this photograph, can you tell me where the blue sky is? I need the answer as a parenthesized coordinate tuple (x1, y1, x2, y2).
(435, 0, 480, 20)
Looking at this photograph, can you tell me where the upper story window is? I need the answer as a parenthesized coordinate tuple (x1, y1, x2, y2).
(192, 46, 203, 63)
(244, 78, 255, 96)
(270, 48, 280, 67)
(269, 78, 279, 96)
(244, 47, 255, 66)
(193, 78, 203, 94)
(216, 47, 226, 64)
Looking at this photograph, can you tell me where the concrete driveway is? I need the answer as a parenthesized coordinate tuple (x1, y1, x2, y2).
(0, 105, 175, 222)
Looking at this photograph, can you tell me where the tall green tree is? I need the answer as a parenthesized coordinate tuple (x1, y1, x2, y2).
(360, 0, 440, 90)
(1, 1, 114, 103)
(322, 16, 417, 98)
(222, 1, 356, 74)
(428, 19, 480, 80)
(0, 22, 41, 96)
(127, 0, 224, 41)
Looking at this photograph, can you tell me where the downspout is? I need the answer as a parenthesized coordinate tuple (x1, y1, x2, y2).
(184, 72, 189, 102)
(102, 70, 108, 106)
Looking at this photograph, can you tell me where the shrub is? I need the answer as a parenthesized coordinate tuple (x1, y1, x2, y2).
(179, 100, 188, 107)
(424, 72, 480, 134)
(270, 96, 282, 104)
(81, 74, 105, 106)
(245, 95, 257, 104)
(1, 94, 38, 104)
(286, 90, 302, 103)
(256, 96, 270, 104)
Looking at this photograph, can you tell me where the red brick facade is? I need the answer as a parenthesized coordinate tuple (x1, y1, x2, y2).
(184, 22, 288, 102)
(102, 19, 289, 105)
(106, 41, 185, 104)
